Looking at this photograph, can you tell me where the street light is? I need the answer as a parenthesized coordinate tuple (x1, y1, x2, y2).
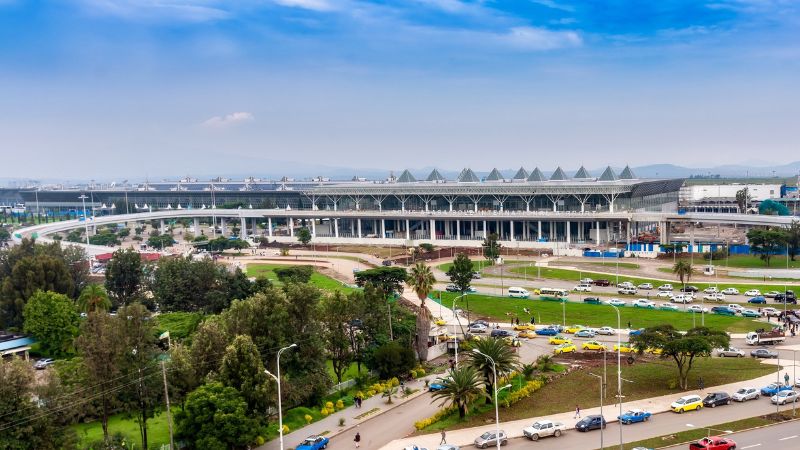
(78, 194, 91, 248)
(588, 373, 604, 450)
(269, 343, 298, 450)
(472, 349, 504, 450)
(452, 292, 469, 368)
(607, 304, 623, 450)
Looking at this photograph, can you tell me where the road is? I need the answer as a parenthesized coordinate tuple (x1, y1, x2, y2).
(662, 420, 800, 450)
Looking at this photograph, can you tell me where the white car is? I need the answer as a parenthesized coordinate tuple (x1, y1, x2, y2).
(522, 420, 565, 441)
(771, 390, 799, 405)
(703, 293, 726, 302)
(658, 284, 674, 291)
(761, 307, 780, 317)
(687, 305, 709, 313)
(721, 288, 740, 295)
(703, 286, 719, 294)
(744, 289, 761, 297)
(727, 304, 745, 313)
(619, 281, 635, 289)
(632, 299, 656, 308)
(671, 294, 693, 304)
(596, 326, 616, 335)
(468, 324, 488, 333)
(657, 291, 674, 298)
(574, 284, 593, 292)
(580, 278, 593, 284)
(660, 302, 679, 311)
(618, 287, 638, 295)
(637, 283, 653, 290)
(732, 387, 759, 402)
(605, 298, 627, 307)
(717, 347, 745, 357)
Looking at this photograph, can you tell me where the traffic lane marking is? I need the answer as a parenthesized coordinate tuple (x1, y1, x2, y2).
(778, 435, 797, 441)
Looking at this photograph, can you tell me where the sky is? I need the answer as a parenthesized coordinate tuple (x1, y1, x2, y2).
(0, 0, 799, 180)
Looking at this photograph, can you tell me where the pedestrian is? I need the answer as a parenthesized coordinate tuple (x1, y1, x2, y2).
(530, 316, 535, 325)
(440, 429, 447, 445)
(354, 432, 361, 448)
(574, 404, 581, 419)
(698, 376, 704, 390)
(785, 372, 791, 386)
(627, 321, 631, 330)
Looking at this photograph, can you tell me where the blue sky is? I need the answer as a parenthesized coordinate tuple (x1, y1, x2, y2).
(1, 0, 798, 179)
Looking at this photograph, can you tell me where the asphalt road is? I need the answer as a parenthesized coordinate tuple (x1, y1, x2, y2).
(661, 420, 800, 450)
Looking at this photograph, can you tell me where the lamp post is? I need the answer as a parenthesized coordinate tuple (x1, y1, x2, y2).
(78, 194, 91, 248)
(473, 349, 504, 450)
(589, 373, 604, 449)
(608, 304, 623, 450)
(268, 343, 297, 450)
(452, 292, 468, 368)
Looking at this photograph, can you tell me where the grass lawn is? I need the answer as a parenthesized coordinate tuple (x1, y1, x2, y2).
(424, 358, 776, 432)
(433, 291, 763, 333)
(326, 360, 370, 384)
(72, 411, 171, 449)
(154, 312, 204, 340)
(437, 260, 522, 274)
(719, 254, 800, 269)
(581, 261, 641, 270)
(246, 264, 359, 294)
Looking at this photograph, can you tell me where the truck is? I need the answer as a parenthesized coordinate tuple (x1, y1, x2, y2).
(745, 328, 786, 345)
(522, 420, 566, 441)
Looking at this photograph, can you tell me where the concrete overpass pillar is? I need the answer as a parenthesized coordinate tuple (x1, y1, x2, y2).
(193, 218, 200, 235)
(566, 221, 571, 244)
(607, 221, 611, 242)
(268, 218, 273, 237)
(357, 219, 362, 238)
(240, 217, 247, 239)
(288, 218, 293, 237)
(334, 219, 339, 238)
(537, 220, 542, 241)
(406, 219, 410, 240)
(483, 220, 487, 238)
(160, 219, 166, 234)
(596, 220, 601, 243)
(510, 220, 515, 241)
(381, 219, 385, 238)
(311, 218, 316, 237)
(456, 220, 461, 240)
(220, 218, 226, 236)
(430, 219, 436, 240)
(550, 221, 555, 241)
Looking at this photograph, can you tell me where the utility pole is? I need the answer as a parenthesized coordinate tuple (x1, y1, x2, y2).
(161, 361, 175, 450)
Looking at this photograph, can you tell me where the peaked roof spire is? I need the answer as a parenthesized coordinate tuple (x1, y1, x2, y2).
(397, 169, 417, 183)
(457, 168, 480, 183)
(485, 168, 505, 181)
(573, 166, 592, 179)
(598, 166, 619, 181)
(426, 168, 446, 182)
(512, 167, 529, 180)
(619, 165, 637, 179)
(549, 166, 568, 181)
(527, 167, 545, 182)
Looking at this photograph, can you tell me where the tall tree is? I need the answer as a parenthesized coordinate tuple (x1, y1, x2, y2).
(320, 292, 355, 384)
(273, 265, 314, 284)
(630, 325, 729, 390)
(297, 227, 312, 245)
(23, 290, 79, 357)
(430, 366, 487, 418)
(190, 317, 230, 381)
(447, 253, 475, 293)
(1, 255, 74, 328)
(468, 338, 519, 404)
(354, 266, 408, 296)
(0, 357, 64, 449)
(175, 382, 260, 450)
(166, 343, 199, 410)
(735, 188, 751, 213)
(62, 244, 90, 297)
(219, 335, 272, 416)
(784, 221, 800, 261)
(672, 260, 693, 288)
(482, 233, 501, 263)
(77, 284, 111, 313)
(104, 248, 144, 306)
(75, 312, 121, 441)
(407, 262, 435, 361)
(747, 228, 787, 267)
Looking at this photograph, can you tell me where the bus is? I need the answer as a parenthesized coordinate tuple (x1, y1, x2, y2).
(536, 288, 569, 302)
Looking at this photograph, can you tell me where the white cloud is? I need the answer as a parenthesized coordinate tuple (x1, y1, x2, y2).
(502, 26, 582, 50)
(529, 0, 575, 12)
(76, 0, 230, 22)
(271, 0, 335, 11)
(202, 112, 255, 128)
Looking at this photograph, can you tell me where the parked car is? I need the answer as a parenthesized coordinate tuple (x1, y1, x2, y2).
(740, 309, 761, 318)
(605, 298, 627, 307)
(681, 286, 700, 293)
(774, 293, 797, 304)
(703, 286, 719, 294)
(428, 382, 445, 392)
(594, 279, 611, 286)
(575, 329, 596, 338)
(468, 324, 488, 333)
(658, 284, 674, 291)
(472, 271, 482, 279)
(761, 307, 780, 317)
(764, 291, 781, 298)
(670, 394, 703, 413)
(582, 340, 607, 351)
(517, 330, 536, 339)
(628, 328, 644, 336)
(614, 342, 637, 353)
(474, 430, 507, 448)
(618, 287, 638, 295)
(721, 288, 740, 295)
(297, 435, 330, 450)
(513, 323, 535, 331)
(702, 392, 731, 408)
(548, 335, 571, 345)
(731, 387, 759, 402)
(744, 289, 761, 296)
(726, 304, 745, 313)
(437, 446, 459, 450)
(717, 347, 744, 358)
(771, 390, 799, 405)
(490, 329, 514, 338)
(522, 420, 565, 441)
(659, 302, 679, 311)
(703, 293, 726, 302)
(751, 348, 779, 359)
(657, 291, 674, 298)
(671, 294, 693, 304)
(580, 277, 593, 284)
(689, 436, 737, 450)
(687, 305, 709, 313)
(617, 409, 651, 424)
(761, 382, 793, 396)
(381, 259, 393, 266)
(710, 306, 735, 316)
(637, 283, 653, 290)
(34, 358, 55, 370)
(747, 296, 767, 304)
(575, 415, 606, 432)
(574, 284, 593, 292)
(596, 326, 615, 335)
(507, 287, 530, 298)
(632, 299, 656, 309)
(564, 325, 586, 334)
(535, 327, 559, 336)
(583, 297, 602, 305)
(553, 343, 577, 355)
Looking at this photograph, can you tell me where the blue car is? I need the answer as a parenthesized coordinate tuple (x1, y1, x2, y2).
(575, 329, 596, 338)
(618, 409, 651, 424)
(297, 435, 329, 450)
(629, 328, 644, 337)
(748, 296, 767, 304)
(760, 383, 793, 396)
(535, 327, 559, 336)
(429, 382, 445, 392)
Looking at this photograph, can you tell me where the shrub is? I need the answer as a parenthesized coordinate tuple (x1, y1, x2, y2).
(389, 377, 399, 387)
(325, 401, 334, 410)
(335, 399, 344, 410)
(368, 341, 416, 379)
(304, 414, 313, 424)
(320, 408, 330, 417)
(410, 369, 418, 379)
(414, 406, 456, 430)
(282, 425, 290, 434)
(338, 418, 346, 427)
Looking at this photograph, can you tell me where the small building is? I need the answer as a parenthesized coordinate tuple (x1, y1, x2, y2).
(0, 333, 35, 359)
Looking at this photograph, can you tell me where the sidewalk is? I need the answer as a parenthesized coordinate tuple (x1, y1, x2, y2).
(383, 357, 797, 450)
(258, 373, 436, 450)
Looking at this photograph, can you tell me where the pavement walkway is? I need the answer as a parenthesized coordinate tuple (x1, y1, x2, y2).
(383, 355, 800, 450)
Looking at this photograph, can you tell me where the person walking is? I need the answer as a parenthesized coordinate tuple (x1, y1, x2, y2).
(698, 376, 704, 390)
(574, 404, 581, 419)
(440, 429, 447, 445)
(354, 432, 361, 448)
(785, 372, 791, 386)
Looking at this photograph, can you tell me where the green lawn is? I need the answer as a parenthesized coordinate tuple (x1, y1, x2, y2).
(719, 254, 800, 269)
(326, 360, 370, 384)
(424, 358, 776, 432)
(582, 261, 641, 270)
(154, 312, 204, 340)
(437, 260, 502, 274)
(433, 291, 763, 333)
(72, 411, 171, 449)
(246, 264, 359, 294)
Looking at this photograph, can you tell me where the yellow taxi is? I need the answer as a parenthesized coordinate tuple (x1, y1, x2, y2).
(582, 340, 608, 351)
(553, 343, 577, 355)
(435, 319, 447, 326)
(614, 343, 637, 353)
(517, 330, 536, 339)
(670, 395, 703, 413)
(513, 323, 535, 331)
(549, 335, 572, 345)
(645, 347, 663, 355)
(565, 325, 585, 334)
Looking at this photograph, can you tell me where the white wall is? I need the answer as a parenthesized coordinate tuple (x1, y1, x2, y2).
(680, 184, 781, 202)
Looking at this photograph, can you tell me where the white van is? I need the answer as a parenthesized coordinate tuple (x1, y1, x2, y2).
(508, 287, 530, 298)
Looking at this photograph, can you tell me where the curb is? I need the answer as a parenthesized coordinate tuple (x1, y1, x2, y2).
(651, 415, 800, 449)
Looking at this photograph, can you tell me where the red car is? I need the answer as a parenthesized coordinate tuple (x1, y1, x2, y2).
(689, 436, 737, 450)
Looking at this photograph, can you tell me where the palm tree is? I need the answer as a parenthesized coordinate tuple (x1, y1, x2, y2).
(77, 284, 112, 313)
(407, 262, 436, 361)
(672, 260, 693, 289)
(430, 366, 486, 418)
(469, 338, 519, 404)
